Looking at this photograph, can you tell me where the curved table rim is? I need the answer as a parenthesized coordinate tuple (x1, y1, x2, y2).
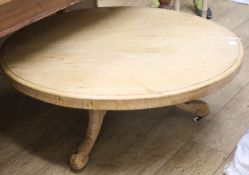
(0, 8, 244, 110)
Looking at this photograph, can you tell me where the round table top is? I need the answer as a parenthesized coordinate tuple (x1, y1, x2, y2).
(0, 7, 243, 110)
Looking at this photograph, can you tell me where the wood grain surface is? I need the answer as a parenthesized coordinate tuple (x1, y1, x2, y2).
(0, 7, 244, 110)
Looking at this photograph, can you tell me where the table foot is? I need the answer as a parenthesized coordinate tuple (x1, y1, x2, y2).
(70, 110, 106, 171)
(176, 100, 209, 122)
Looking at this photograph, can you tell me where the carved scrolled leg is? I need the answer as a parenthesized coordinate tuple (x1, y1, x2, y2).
(70, 110, 106, 171)
(176, 100, 209, 122)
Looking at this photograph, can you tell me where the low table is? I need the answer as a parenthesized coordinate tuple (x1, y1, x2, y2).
(0, 7, 243, 171)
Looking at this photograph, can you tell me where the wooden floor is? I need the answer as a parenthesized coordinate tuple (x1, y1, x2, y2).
(0, 0, 249, 174)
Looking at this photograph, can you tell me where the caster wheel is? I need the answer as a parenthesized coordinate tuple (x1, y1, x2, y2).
(193, 116, 202, 122)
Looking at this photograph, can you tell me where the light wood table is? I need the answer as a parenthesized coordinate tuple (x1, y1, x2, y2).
(0, 7, 244, 171)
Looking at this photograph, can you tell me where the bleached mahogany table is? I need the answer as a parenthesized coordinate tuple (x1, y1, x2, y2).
(0, 7, 243, 171)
